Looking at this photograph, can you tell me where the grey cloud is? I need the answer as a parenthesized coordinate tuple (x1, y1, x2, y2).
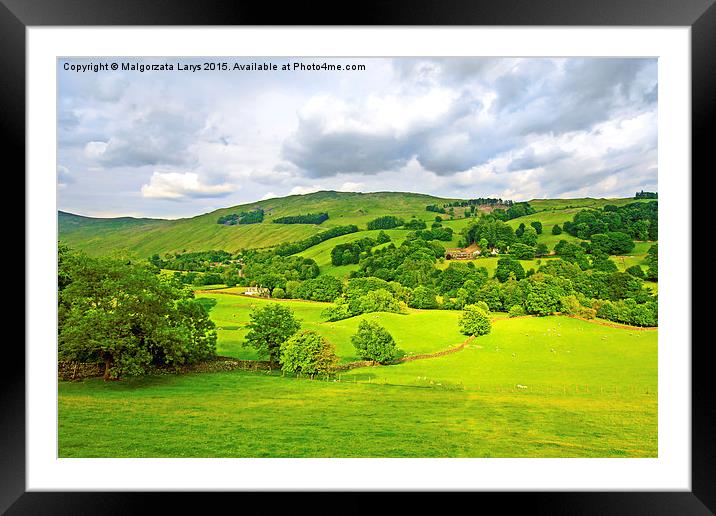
(87, 109, 201, 168)
(506, 148, 570, 172)
(282, 58, 657, 179)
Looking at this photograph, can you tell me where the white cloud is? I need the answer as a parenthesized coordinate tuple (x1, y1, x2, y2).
(140, 172, 235, 199)
(289, 184, 324, 196)
(83, 141, 108, 160)
(338, 182, 365, 192)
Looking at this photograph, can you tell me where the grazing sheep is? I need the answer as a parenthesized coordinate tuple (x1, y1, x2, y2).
(516, 384, 528, 390)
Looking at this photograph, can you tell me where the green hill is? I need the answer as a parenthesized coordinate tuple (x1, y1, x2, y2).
(58, 191, 644, 258)
(59, 191, 455, 257)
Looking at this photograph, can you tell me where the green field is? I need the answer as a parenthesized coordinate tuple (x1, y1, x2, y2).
(195, 292, 465, 362)
(59, 293, 657, 458)
(296, 228, 408, 275)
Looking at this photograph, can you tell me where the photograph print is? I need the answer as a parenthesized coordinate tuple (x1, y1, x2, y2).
(57, 56, 658, 458)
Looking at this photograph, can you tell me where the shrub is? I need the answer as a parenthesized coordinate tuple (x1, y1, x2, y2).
(459, 304, 492, 336)
(508, 305, 526, 317)
(279, 330, 339, 376)
(476, 301, 490, 313)
(559, 295, 595, 318)
(272, 287, 286, 299)
(321, 298, 352, 322)
(351, 320, 398, 363)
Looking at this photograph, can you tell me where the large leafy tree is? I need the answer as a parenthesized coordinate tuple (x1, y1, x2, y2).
(244, 303, 301, 363)
(351, 320, 398, 364)
(58, 247, 217, 380)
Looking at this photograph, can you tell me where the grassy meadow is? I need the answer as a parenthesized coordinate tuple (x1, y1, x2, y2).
(59, 292, 657, 458)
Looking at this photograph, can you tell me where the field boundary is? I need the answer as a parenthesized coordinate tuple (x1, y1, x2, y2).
(58, 336, 476, 380)
(195, 289, 330, 304)
(196, 290, 659, 330)
(492, 313, 657, 331)
(336, 335, 475, 371)
(58, 356, 278, 381)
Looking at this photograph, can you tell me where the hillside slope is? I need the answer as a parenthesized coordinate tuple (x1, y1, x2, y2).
(58, 191, 644, 258)
(59, 191, 456, 257)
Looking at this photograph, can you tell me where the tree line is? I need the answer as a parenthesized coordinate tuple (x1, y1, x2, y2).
(216, 208, 264, 225)
(273, 212, 329, 225)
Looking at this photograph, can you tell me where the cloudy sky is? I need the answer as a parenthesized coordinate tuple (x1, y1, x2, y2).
(58, 57, 657, 219)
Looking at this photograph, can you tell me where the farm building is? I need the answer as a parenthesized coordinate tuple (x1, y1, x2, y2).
(244, 286, 270, 297)
(445, 243, 481, 260)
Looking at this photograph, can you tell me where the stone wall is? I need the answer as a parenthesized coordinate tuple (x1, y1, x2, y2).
(58, 356, 279, 381)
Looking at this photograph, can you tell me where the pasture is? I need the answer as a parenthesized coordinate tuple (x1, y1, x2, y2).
(58, 293, 657, 458)
(194, 292, 465, 362)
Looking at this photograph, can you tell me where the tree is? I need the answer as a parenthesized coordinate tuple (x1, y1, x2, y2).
(367, 215, 403, 230)
(625, 265, 646, 279)
(551, 224, 562, 235)
(294, 275, 343, 302)
(495, 257, 526, 282)
(459, 304, 492, 336)
(58, 249, 217, 380)
(321, 298, 353, 321)
(409, 285, 439, 309)
(351, 320, 398, 363)
(554, 240, 591, 270)
(509, 243, 536, 260)
(590, 231, 635, 255)
(519, 225, 538, 246)
(244, 303, 301, 363)
(222, 268, 240, 287)
(591, 251, 618, 272)
(377, 230, 391, 244)
(285, 280, 301, 299)
(279, 330, 339, 376)
(357, 289, 403, 314)
(530, 221, 543, 234)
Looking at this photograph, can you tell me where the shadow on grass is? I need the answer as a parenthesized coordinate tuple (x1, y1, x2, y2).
(195, 297, 218, 313)
(68, 374, 180, 391)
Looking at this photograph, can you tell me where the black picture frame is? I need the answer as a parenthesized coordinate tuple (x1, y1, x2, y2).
(5, 0, 711, 513)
